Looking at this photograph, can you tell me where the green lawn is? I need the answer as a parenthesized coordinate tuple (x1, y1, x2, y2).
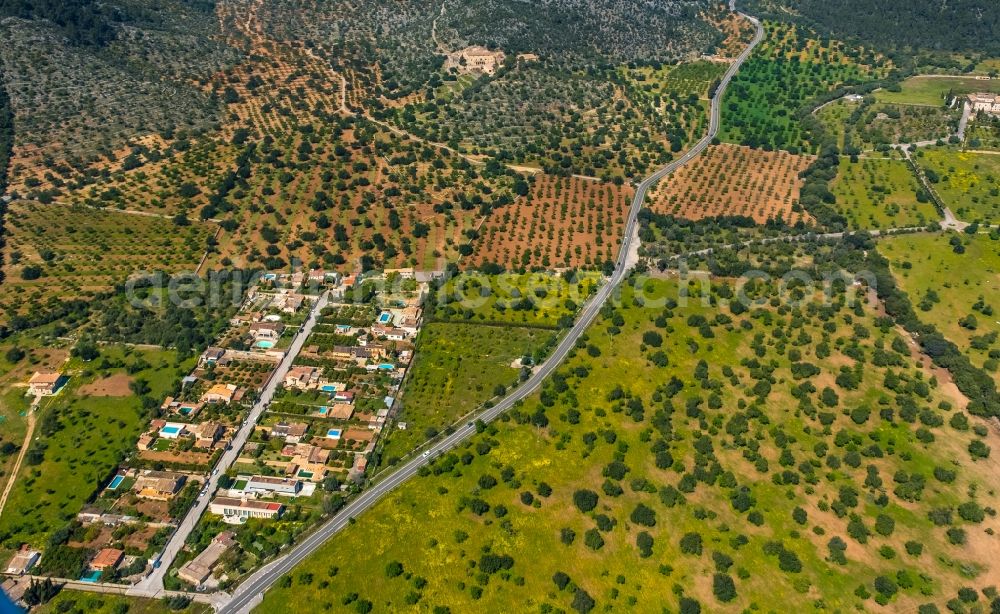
(260, 278, 994, 612)
(378, 322, 557, 466)
(0, 346, 192, 547)
(832, 156, 937, 229)
(875, 76, 1000, 107)
(880, 231, 1000, 381)
(915, 148, 1000, 222)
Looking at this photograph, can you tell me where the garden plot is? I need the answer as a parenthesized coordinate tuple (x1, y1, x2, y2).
(646, 143, 814, 224)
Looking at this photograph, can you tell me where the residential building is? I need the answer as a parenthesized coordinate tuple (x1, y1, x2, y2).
(250, 322, 285, 339)
(91, 548, 124, 571)
(134, 470, 186, 500)
(271, 422, 308, 443)
(5, 548, 40, 576)
(192, 422, 224, 448)
(137, 434, 156, 451)
(326, 403, 354, 420)
(970, 92, 1000, 115)
(371, 325, 407, 341)
(245, 475, 302, 496)
(200, 347, 226, 365)
(209, 497, 284, 521)
(200, 383, 240, 404)
(284, 366, 320, 390)
(27, 371, 61, 396)
(177, 531, 235, 585)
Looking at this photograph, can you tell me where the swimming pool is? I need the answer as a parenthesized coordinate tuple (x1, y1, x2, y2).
(255, 340, 275, 349)
(161, 426, 181, 435)
(336, 324, 351, 332)
(263, 273, 277, 281)
(297, 470, 314, 479)
(378, 363, 394, 370)
(326, 428, 342, 439)
(377, 311, 392, 324)
(80, 570, 102, 583)
(316, 406, 328, 415)
(107, 475, 124, 490)
(320, 384, 337, 393)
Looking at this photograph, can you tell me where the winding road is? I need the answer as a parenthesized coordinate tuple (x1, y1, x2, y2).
(218, 8, 764, 614)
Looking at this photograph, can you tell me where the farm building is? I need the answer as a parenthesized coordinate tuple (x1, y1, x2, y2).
(27, 371, 62, 396)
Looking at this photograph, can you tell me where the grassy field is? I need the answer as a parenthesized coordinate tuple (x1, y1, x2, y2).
(880, 231, 1000, 380)
(379, 322, 556, 466)
(36, 591, 211, 614)
(259, 277, 998, 612)
(0, 346, 192, 548)
(875, 76, 1000, 107)
(431, 272, 599, 328)
(915, 148, 1000, 222)
(832, 156, 937, 229)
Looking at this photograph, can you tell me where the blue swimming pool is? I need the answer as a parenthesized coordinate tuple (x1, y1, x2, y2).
(326, 428, 342, 439)
(378, 363, 394, 370)
(255, 340, 275, 349)
(377, 311, 392, 324)
(108, 475, 124, 490)
(336, 324, 351, 331)
(316, 406, 328, 415)
(263, 273, 277, 280)
(320, 384, 337, 392)
(161, 425, 181, 435)
(80, 570, 102, 583)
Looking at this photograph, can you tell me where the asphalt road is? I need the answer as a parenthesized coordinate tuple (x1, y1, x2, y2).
(218, 11, 765, 614)
(130, 292, 330, 597)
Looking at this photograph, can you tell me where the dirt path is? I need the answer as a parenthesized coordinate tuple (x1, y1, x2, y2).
(0, 410, 36, 520)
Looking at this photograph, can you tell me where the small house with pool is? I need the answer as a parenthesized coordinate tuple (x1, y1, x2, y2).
(250, 321, 285, 340)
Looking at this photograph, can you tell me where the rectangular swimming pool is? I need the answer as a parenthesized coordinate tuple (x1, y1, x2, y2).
(326, 428, 342, 439)
(80, 570, 102, 583)
(161, 426, 181, 435)
(377, 311, 392, 324)
(320, 385, 337, 393)
(107, 475, 125, 490)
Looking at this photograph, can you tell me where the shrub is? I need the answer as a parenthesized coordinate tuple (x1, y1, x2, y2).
(630, 503, 656, 527)
(385, 561, 404, 578)
(636, 531, 654, 557)
(713, 573, 737, 602)
(571, 588, 596, 614)
(573, 489, 599, 513)
(560, 528, 576, 545)
(584, 529, 605, 550)
(680, 532, 703, 555)
(553, 571, 571, 590)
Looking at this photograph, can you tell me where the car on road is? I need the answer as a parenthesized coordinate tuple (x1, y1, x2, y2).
(422, 450, 430, 458)
(212, 469, 219, 476)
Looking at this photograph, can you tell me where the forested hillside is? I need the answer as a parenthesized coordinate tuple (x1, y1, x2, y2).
(747, 0, 1000, 56)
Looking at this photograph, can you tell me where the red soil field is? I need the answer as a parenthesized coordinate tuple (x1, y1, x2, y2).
(469, 174, 632, 270)
(647, 143, 814, 225)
